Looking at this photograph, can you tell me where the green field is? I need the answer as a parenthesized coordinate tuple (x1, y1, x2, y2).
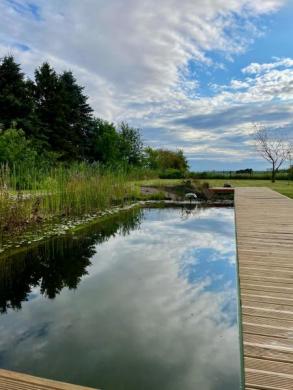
(136, 178, 293, 199)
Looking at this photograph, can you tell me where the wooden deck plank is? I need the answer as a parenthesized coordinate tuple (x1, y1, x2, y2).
(235, 188, 293, 390)
(244, 345, 293, 365)
(0, 369, 98, 390)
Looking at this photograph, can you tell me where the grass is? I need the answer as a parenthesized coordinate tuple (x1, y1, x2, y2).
(133, 178, 182, 187)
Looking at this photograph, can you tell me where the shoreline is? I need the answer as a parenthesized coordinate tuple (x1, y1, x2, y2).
(0, 199, 233, 259)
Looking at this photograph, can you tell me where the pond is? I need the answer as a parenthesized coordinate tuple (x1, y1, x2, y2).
(0, 206, 242, 390)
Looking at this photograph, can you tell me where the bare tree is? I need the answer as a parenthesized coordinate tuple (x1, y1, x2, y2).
(254, 124, 292, 183)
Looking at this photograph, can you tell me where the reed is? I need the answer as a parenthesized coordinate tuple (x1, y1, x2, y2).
(0, 162, 143, 245)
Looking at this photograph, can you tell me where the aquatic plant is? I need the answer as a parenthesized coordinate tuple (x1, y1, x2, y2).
(0, 162, 143, 245)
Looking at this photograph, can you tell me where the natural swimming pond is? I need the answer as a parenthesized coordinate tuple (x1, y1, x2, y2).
(0, 206, 241, 390)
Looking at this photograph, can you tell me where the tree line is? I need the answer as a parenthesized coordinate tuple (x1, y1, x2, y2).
(0, 56, 188, 176)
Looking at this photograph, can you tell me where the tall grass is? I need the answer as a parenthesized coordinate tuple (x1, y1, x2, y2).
(0, 162, 146, 245)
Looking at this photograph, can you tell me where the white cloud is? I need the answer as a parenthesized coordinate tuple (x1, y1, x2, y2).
(0, 0, 290, 168)
(0, 0, 285, 117)
(242, 57, 293, 74)
(146, 58, 293, 162)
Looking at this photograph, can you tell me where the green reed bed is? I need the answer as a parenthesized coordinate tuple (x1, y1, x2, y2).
(0, 163, 141, 246)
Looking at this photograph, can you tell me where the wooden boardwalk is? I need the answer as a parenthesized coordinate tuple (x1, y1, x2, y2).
(235, 187, 293, 390)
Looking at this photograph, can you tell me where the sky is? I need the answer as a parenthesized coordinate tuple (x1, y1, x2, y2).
(0, 0, 292, 170)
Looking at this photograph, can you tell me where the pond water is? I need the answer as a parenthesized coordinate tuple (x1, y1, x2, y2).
(0, 206, 241, 390)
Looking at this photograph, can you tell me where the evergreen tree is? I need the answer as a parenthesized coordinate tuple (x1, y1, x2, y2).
(34, 64, 93, 160)
(33, 62, 63, 152)
(59, 71, 93, 159)
(0, 56, 33, 132)
(0, 57, 147, 166)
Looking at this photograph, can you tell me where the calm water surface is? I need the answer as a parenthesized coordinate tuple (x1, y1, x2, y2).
(0, 207, 241, 390)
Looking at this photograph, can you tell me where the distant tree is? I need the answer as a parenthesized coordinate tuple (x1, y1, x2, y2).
(144, 147, 158, 170)
(118, 122, 144, 165)
(145, 147, 189, 173)
(88, 118, 121, 164)
(0, 56, 33, 132)
(176, 149, 189, 171)
(236, 168, 253, 175)
(289, 165, 293, 181)
(254, 124, 292, 182)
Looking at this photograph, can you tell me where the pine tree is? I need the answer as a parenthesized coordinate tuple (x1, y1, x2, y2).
(33, 62, 65, 154)
(59, 71, 93, 159)
(0, 55, 33, 132)
(34, 64, 93, 160)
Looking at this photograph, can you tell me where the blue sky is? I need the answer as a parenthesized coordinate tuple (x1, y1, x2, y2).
(0, 0, 292, 170)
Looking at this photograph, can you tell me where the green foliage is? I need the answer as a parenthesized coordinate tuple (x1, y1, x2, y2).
(33, 63, 93, 160)
(0, 56, 149, 166)
(0, 162, 141, 244)
(118, 122, 144, 166)
(159, 168, 184, 179)
(88, 119, 145, 167)
(88, 119, 121, 164)
(58, 70, 93, 159)
(0, 128, 61, 189)
(0, 56, 33, 132)
(145, 147, 188, 176)
(33, 62, 63, 150)
(0, 128, 37, 166)
(289, 166, 293, 180)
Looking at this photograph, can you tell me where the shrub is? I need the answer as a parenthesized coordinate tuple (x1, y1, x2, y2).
(0, 128, 38, 167)
(159, 169, 184, 179)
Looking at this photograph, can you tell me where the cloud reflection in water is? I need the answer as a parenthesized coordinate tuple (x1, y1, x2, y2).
(0, 207, 240, 390)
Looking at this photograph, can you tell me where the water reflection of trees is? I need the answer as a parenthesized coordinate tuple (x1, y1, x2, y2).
(0, 208, 143, 314)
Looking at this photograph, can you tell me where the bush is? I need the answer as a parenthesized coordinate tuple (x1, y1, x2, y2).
(0, 128, 38, 167)
(159, 169, 185, 179)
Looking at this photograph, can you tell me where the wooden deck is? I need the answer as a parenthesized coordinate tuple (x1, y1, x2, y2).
(210, 186, 235, 193)
(0, 369, 98, 389)
(235, 187, 293, 390)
